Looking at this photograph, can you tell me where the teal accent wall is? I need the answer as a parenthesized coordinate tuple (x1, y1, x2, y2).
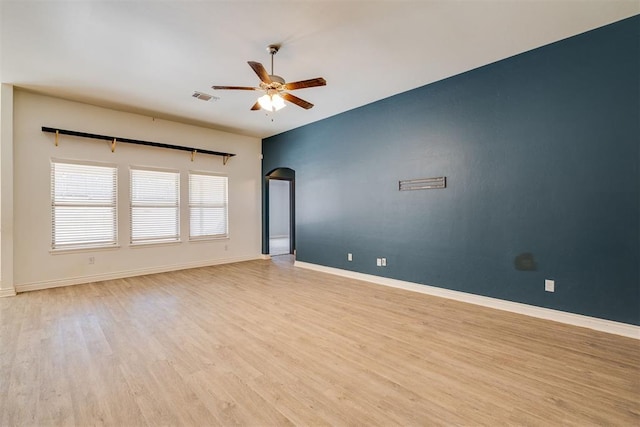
(262, 16, 640, 325)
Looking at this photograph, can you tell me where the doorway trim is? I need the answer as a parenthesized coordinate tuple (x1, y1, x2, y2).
(263, 167, 295, 255)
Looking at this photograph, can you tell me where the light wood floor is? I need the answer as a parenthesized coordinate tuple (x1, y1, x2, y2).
(1, 257, 638, 426)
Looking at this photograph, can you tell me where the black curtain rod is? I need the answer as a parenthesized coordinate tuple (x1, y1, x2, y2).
(42, 127, 236, 161)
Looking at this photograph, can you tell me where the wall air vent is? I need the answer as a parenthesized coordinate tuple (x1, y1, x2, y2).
(399, 177, 446, 191)
(192, 91, 219, 102)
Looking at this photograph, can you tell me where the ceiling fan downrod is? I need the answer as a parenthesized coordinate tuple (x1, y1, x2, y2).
(267, 44, 280, 76)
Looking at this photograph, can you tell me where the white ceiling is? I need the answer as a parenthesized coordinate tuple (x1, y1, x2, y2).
(1, 1, 638, 139)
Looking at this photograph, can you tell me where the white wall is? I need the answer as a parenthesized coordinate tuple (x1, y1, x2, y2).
(13, 90, 262, 290)
(0, 84, 16, 296)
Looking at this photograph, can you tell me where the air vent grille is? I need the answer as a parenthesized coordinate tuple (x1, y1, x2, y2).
(192, 91, 218, 102)
(399, 177, 446, 191)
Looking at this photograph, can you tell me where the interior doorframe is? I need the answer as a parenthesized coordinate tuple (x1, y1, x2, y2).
(263, 168, 295, 255)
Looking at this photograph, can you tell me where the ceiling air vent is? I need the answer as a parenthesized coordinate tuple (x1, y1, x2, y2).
(192, 91, 218, 102)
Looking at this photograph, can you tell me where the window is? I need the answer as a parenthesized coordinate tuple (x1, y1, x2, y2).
(130, 168, 180, 244)
(189, 172, 228, 240)
(51, 160, 118, 250)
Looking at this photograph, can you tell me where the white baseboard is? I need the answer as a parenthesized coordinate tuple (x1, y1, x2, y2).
(260, 254, 272, 260)
(294, 261, 640, 340)
(15, 255, 261, 293)
(0, 287, 17, 297)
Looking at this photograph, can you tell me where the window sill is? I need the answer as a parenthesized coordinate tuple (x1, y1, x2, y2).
(129, 240, 183, 249)
(50, 245, 121, 255)
(189, 236, 229, 243)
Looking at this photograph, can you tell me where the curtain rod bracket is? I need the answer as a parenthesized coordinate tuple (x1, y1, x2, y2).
(191, 150, 197, 162)
(111, 138, 117, 153)
(55, 130, 59, 147)
(223, 155, 230, 166)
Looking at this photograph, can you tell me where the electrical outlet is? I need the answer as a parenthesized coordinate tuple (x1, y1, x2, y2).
(381, 258, 387, 267)
(545, 279, 555, 292)
(376, 258, 382, 267)
(347, 253, 353, 261)
(88, 256, 95, 265)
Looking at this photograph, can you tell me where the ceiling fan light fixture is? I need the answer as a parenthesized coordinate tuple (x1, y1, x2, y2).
(258, 93, 286, 112)
(271, 93, 286, 110)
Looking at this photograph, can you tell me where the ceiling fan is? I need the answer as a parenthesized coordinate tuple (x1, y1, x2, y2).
(212, 44, 326, 111)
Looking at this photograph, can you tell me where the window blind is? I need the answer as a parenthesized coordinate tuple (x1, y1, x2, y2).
(51, 160, 118, 250)
(130, 168, 180, 244)
(189, 173, 228, 240)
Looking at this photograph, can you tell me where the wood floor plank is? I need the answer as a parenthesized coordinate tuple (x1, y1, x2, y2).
(1, 256, 638, 426)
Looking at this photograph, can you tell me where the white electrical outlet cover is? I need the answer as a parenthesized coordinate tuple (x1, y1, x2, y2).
(348, 253, 353, 261)
(376, 258, 382, 267)
(545, 279, 555, 292)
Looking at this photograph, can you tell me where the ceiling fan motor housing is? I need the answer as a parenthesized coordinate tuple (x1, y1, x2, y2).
(269, 75, 285, 84)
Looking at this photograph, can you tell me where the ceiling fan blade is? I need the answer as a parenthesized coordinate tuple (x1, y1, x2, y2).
(282, 93, 314, 109)
(250, 101, 261, 111)
(248, 61, 272, 84)
(283, 77, 327, 91)
(212, 85, 257, 91)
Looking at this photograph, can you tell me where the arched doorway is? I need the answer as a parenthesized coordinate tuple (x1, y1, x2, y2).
(263, 168, 295, 256)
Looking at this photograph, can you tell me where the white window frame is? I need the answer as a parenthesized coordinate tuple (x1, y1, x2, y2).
(51, 159, 118, 251)
(189, 171, 228, 241)
(130, 166, 181, 245)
